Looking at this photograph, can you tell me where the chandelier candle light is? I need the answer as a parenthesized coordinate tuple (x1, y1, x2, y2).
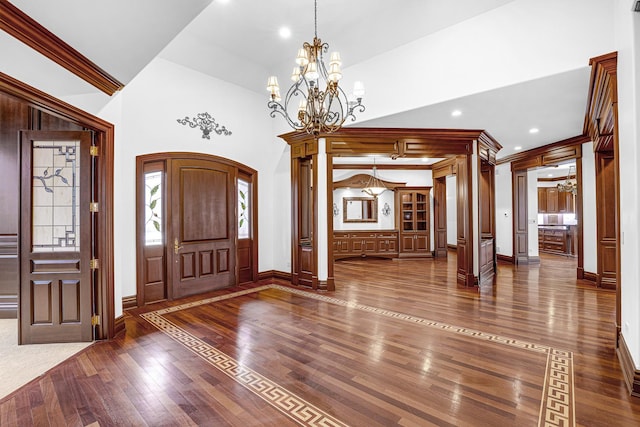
(266, 0, 365, 136)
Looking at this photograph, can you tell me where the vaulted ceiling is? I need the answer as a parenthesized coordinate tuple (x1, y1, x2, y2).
(1, 0, 618, 160)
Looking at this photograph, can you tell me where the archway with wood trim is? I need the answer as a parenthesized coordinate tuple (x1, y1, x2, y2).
(135, 152, 259, 307)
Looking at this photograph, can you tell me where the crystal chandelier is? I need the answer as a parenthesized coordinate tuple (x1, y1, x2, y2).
(557, 165, 578, 195)
(266, 0, 365, 136)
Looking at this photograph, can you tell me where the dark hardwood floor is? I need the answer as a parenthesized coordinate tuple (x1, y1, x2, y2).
(2, 252, 640, 426)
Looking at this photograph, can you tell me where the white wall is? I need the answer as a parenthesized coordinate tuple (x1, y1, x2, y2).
(98, 57, 290, 316)
(527, 170, 539, 258)
(615, 0, 640, 367)
(345, 0, 615, 123)
(581, 142, 598, 274)
(494, 163, 512, 256)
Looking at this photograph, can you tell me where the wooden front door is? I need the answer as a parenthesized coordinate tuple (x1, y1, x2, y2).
(169, 159, 236, 299)
(19, 131, 93, 344)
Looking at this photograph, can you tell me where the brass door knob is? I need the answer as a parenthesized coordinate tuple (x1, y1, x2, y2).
(174, 238, 184, 254)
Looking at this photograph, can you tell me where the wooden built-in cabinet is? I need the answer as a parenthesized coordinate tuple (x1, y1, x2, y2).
(537, 187, 547, 213)
(538, 187, 575, 213)
(333, 231, 399, 259)
(538, 226, 576, 255)
(396, 187, 431, 257)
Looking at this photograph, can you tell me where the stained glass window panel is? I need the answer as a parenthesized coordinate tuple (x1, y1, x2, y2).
(238, 179, 249, 239)
(145, 171, 163, 246)
(32, 140, 80, 252)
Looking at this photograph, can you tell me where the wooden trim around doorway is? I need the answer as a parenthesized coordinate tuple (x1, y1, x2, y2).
(0, 70, 116, 340)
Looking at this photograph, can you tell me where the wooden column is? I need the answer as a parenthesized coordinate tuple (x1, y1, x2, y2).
(290, 141, 318, 289)
(478, 160, 496, 285)
(456, 155, 474, 286)
(512, 170, 529, 264)
(433, 158, 457, 259)
(594, 152, 617, 289)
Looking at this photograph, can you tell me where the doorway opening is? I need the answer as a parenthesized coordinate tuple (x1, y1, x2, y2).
(535, 161, 580, 266)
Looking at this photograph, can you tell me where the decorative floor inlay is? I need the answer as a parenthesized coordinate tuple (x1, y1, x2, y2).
(141, 284, 574, 427)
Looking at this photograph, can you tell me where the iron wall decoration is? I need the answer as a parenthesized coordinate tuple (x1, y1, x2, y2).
(177, 112, 232, 139)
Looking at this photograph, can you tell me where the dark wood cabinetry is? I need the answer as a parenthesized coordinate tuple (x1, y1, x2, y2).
(537, 187, 547, 213)
(557, 190, 574, 213)
(547, 188, 559, 212)
(333, 230, 399, 259)
(396, 188, 431, 257)
(537, 187, 574, 213)
(538, 226, 576, 255)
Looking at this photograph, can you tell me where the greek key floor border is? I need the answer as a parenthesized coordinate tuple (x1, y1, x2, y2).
(141, 284, 574, 427)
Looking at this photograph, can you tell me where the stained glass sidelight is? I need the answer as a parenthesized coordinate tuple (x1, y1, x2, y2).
(32, 140, 80, 252)
(238, 179, 249, 239)
(144, 171, 163, 246)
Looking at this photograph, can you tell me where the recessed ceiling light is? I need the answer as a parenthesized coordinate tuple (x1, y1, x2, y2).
(451, 110, 462, 117)
(421, 157, 430, 163)
(529, 128, 539, 134)
(548, 173, 553, 177)
(279, 27, 291, 39)
(514, 146, 522, 150)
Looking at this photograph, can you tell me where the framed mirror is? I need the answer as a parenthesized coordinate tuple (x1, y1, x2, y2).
(343, 197, 378, 223)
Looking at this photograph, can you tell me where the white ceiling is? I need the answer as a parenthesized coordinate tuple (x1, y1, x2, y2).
(2, 0, 597, 164)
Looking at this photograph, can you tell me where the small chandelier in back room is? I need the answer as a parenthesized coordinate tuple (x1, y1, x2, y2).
(266, 0, 365, 136)
(557, 164, 578, 195)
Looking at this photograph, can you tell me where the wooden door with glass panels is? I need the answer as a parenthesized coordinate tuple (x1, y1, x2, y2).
(20, 131, 93, 344)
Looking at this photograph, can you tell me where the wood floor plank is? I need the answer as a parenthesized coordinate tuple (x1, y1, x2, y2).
(1, 253, 640, 425)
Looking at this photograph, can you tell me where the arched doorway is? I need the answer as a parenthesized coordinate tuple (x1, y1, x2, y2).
(135, 152, 258, 306)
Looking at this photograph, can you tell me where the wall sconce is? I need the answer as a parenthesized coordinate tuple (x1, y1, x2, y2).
(333, 202, 340, 217)
(381, 202, 391, 216)
(177, 112, 232, 139)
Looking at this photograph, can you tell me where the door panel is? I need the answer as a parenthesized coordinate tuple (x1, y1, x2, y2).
(513, 170, 528, 264)
(20, 131, 92, 344)
(170, 159, 236, 298)
(433, 177, 447, 257)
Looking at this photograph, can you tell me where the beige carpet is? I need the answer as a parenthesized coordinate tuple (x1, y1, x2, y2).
(0, 319, 92, 400)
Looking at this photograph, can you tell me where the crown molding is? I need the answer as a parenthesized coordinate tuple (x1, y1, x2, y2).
(0, 1, 124, 95)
